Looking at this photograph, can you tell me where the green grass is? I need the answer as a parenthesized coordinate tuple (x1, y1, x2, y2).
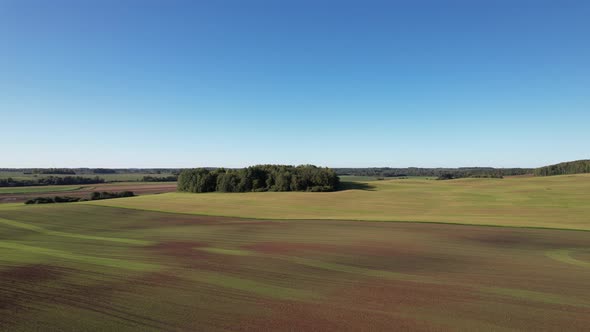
(0, 217, 152, 245)
(546, 248, 590, 268)
(188, 271, 321, 301)
(483, 287, 590, 308)
(85, 174, 590, 231)
(197, 247, 254, 256)
(0, 241, 158, 271)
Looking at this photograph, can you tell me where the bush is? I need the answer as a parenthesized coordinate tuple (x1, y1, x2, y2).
(25, 196, 84, 204)
(25, 197, 55, 204)
(53, 196, 83, 203)
(90, 191, 135, 200)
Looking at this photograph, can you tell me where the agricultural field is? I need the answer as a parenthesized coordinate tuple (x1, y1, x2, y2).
(89, 174, 590, 231)
(339, 175, 435, 181)
(0, 185, 84, 195)
(1, 175, 589, 330)
(0, 171, 173, 182)
(0, 182, 177, 203)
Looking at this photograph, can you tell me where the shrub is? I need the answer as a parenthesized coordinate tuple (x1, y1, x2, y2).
(90, 191, 135, 200)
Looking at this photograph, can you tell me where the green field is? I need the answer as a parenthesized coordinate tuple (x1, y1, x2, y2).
(87, 174, 590, 231)
(1, 175, 590, 330)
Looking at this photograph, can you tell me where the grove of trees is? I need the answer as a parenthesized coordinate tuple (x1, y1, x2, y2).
(534, 160, 590, 176)
(177, 165, 340, 193)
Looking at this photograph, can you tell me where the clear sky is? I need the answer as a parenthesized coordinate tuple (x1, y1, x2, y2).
(1, 0, 589, 168)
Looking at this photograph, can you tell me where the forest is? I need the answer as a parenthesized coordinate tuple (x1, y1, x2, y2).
(177, 165, 340, 193)
(534, 159, 590, 176)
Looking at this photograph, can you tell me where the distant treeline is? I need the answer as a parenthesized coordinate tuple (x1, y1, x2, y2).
(436, 173, 504, 180)
(93, 168, 117, 174)
(0, 168, 182, 175)
(178, 165, 340, 193)
(335, 167, 532, 178)
(25, 191, 135, 204)
(0, 176, 105, 188)
(141, 175, 178, 182)
(33, 168, 76, 175)
(534, 160, 590, 176)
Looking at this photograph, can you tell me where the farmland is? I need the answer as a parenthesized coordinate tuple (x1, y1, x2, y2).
(1, 175, 590, 330)
(0, 171, 176, 182)
(0, 182, 177, 203)
(1, 204, 589, 330)
(0, 185, 84, 195)
(89, 174, 590, 231)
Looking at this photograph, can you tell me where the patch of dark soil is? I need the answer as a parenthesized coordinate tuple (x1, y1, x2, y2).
(457, 229, 590, 250)
(0, 264, 66, 283)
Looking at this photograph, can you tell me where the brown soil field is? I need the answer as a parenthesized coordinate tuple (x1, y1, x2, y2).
(0, 182, 177, 203)
(0, 204, 589, 331)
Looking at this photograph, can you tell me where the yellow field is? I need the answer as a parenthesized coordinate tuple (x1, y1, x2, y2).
(84, 174, 590, 231)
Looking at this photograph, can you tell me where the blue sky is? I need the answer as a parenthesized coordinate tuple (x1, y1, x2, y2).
(1, 0, 589, 168)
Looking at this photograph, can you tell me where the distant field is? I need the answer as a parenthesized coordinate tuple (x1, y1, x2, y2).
(339, 175, 383, 181)
(0, 204, 589, 330)
(87, 174, 590, 231)
(0, 186, 84, 194)
(0, 172, 172, 182)
(339, 175, 434, 181)
(0, 182, 176, 203)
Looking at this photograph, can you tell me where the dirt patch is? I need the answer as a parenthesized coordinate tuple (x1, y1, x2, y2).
(234, 280, 456, 331)
(0, 265, 66, 312)
(449, 227, 590, 250)
(244, 242, 343, 255)
(0, 264, 65, 283)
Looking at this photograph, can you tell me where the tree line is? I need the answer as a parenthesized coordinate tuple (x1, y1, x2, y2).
(534, 160, 590, 176)
(0, 176, 105, 187)
(177, 165, 340, 193)
(335, 167, 532, 178)
(32, 168, 76, 175)
(93, 168, 117, 174)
